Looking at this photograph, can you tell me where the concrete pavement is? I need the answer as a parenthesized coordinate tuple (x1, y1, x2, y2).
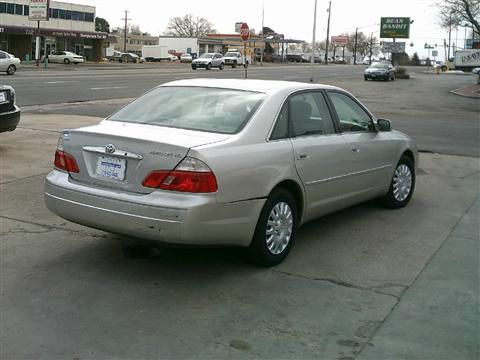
(1, 113, 478, 359)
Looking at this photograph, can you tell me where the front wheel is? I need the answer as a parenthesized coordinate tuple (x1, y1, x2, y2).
(64, 58, 70, 64)
(219, 63, 224, 70)
(6, 65, 16, 75)
(382, 156, 415, 209)
(206, 63, 212, 70)
(191, 65, 197, 70)
(247, 188, 297, 266)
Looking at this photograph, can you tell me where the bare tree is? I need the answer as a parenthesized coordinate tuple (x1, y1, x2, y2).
(436, 0, 480, 34)
(165, 14, 216, 37)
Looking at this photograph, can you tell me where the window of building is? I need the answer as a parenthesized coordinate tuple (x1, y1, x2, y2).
(59, 9, 65, 19)
(85, 12, 94, 22)
(71, 11, 78, 20)
(52, 8, 58, 18)
(15, 3, 22, 15)
(23, 5, 28, 15)
(77, 11, 84, 21)
(65, 10, 71, 19)
(7, 3, 14, 14)
(0, 3, 6, 13)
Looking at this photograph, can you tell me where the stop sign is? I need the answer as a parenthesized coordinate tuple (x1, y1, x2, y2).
(240, 23, 250, 42)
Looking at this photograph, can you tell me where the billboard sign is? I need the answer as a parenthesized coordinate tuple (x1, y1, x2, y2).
(380, 17, 410, 38)
(331, 36, 349, 46)
(235, 22, 243, 33)
(29, 0, 50, 21)
(382, 41, 406, 53)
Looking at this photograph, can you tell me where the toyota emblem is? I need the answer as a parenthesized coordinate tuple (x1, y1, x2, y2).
(105, 144, 116, 154)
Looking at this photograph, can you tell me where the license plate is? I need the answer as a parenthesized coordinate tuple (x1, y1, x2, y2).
(0, 92, 6, 103)
(95, 156, 126, 181)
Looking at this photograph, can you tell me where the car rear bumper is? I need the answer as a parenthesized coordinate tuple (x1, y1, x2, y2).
(0, 106, 20, 132)
(44, 170, 264, 247)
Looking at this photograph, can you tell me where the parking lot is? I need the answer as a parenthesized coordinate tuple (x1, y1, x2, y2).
(1, 63, 479, 359)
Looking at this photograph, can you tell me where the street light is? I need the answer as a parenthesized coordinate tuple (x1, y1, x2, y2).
(310, 0, 318, 82)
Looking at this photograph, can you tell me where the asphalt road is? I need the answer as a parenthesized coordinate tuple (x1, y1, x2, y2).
(1, 63, 479, 156)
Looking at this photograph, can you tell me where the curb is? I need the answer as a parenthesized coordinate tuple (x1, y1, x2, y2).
(450, 84, 480, 99)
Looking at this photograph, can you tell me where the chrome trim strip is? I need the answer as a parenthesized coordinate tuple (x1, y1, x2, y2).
(306, 164, 392, 186)
(45, 192, 181, 223)
(83, 146, 143, 160)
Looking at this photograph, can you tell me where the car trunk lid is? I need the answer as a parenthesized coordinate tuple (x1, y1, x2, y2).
(61, 120, 229, 194)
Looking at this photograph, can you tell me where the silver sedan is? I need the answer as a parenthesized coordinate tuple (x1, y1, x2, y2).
(44, 79, 417, 266)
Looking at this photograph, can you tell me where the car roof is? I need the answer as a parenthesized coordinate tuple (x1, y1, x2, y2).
(161, 78, 341, 95)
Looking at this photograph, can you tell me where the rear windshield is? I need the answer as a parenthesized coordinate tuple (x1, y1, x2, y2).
(109, 86, 267, 134)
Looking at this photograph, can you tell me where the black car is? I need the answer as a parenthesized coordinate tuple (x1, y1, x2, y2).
(0, 85, 20, 132)
(364, 63, 396, 81)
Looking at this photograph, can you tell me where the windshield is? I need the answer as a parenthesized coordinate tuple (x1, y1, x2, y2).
(200, 53, 213, 58)
(371, 63, 389, 69)
(109, 86, 267, 134)
(225, 53, 238, 57)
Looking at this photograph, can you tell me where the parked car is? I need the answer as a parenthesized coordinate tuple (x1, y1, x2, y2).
(287, 54, 303, 63)
(0, 50, 21, 75)
(180, 53, 193, 63)
(118, 53, 145, 63)
(191, 53, 224, 70)
(47, 51, 84, 64)
(44, 79, 417, 266)
(364, 63, 396, 81)
(472, 67, 480, 74)
(0, 85, 20, 132)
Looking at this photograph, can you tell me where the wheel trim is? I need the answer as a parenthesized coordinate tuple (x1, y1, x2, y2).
(393, 164, 412, 202)
(265, 202, 293, 255)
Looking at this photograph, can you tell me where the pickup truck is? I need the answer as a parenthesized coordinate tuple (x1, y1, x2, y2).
(223, 51, 248, 68)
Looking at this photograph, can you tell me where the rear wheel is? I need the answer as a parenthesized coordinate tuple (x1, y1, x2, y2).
(64, 58, 70, 64)
(247, 188, 297, 266)
(232, 61, 237, 68)
(219, 62, 224, 70)
(206, 63, 212, 70)
(6, 65, 16, 75)
(382, 155, 415, 209)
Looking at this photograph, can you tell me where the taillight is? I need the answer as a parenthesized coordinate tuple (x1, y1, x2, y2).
(54, 150, 80, 173)
(142, 157, 218, 193)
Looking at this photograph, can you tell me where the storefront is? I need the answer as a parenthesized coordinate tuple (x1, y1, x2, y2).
(0, 25, 106, 61)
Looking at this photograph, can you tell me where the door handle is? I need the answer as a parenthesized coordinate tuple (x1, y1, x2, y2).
(297, 152, 309, 160)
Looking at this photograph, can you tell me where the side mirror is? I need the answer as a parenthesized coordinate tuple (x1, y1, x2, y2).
(377, 118, 392, 132)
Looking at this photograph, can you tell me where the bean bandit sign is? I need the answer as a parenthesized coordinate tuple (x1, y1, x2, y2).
(380, 17, 410, 39)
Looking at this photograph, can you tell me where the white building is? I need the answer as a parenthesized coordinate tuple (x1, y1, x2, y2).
(0, 0, 106, 61)
(158, 36, 198, 55)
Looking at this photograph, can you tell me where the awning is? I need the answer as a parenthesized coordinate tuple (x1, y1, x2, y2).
(0, 25, 107, 39)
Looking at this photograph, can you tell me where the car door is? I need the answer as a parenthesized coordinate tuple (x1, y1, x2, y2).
(213, 54, 221, 66)
(284, 91, 354, 220)
(0, 51, 8, 71)
(326, 90, 397, 200)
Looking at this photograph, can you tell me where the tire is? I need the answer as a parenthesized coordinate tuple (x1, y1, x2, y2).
(247, 188, 298, 266)
(64, 58, 70, 64)
(206, 63, 212, 70)
(364, 76, 368, 81)
(74, 62, 79, 65)
(6, 65, 16, 75)
(219, 62, 224, 70)
(191, 65, 197, 70)
(232, 61, 237, 68)
(391, 74, 395, 81)
(382, 155, 415, 209)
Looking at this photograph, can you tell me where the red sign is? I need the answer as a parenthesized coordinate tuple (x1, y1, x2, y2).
(331, 36, 349, 45)
(240, 23, 250, 42)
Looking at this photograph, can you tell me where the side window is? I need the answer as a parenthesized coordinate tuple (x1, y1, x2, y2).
(290, 92, 335, 137)
(270, 103, 289, 140)
(328, 92, 373, 132)
(0, 51, 6, 59)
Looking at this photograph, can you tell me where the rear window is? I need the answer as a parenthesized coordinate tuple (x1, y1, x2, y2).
(109, 86, 267, 134)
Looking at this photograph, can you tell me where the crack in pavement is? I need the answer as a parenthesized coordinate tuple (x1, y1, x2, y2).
(271, 269, 402, 300)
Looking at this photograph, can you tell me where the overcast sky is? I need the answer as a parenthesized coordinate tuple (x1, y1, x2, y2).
(76, 0, 469, 59)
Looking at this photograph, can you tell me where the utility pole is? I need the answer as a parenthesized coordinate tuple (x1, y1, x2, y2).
(121, 10, 131, 53)
(324, 0, 331, 64)
(369, 32, 373, 65)
(447, 12, 452, 60)
(353, 27, 358, 65)
(310, 0, 318, 82)
(260, 0, 265, 66)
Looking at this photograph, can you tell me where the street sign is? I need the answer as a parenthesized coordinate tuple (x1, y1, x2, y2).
(331, 36, 349, 46)
(380, 17, 410, 39)
(235, 22, 243, 33)
(29, 0, 50, 21)
(240, 23, 250, 42)
(382, 41, 406, 53)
